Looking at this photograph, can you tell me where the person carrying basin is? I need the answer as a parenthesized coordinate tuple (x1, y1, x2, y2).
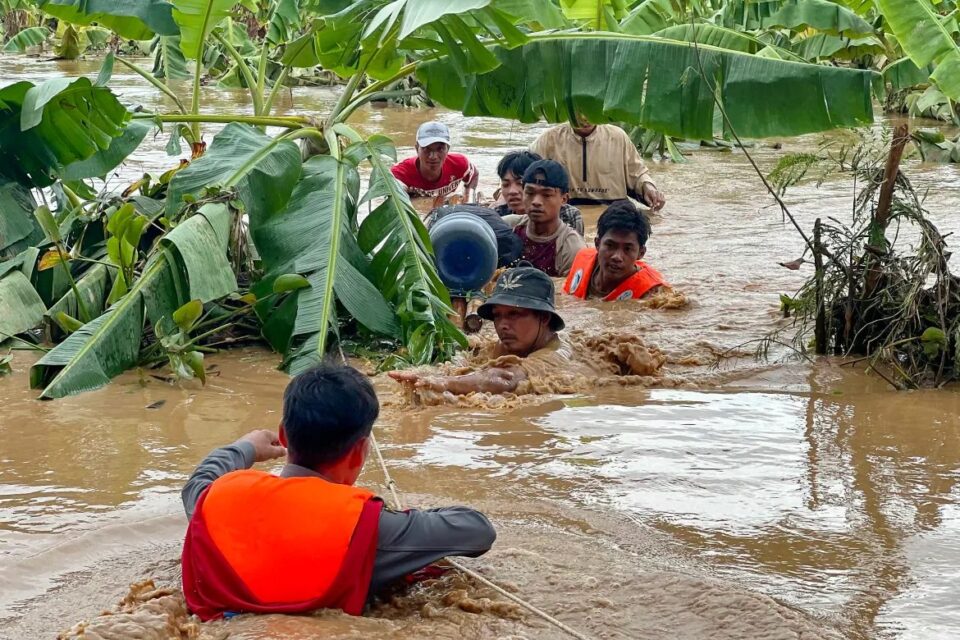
(180, 363, 495, 620)
(493, 150, 584, 236)
(391, 120, 479, 205)
(508, 159, 586, 278)
(389, 265, 573, 395)
(531, 115, 666, 211)
(563, 200, 669, 301)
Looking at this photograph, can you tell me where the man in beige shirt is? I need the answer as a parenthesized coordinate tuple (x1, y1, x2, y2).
(530, 118, 666, 211)
(506, 159, 586, 277)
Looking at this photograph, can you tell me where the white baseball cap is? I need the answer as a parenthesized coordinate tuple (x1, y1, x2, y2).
(416, 121, 450, 147)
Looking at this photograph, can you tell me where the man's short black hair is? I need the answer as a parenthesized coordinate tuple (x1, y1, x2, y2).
(282, 362, 379, 468)
(596, 200, 651, 248)
(496, 150, 542, 180)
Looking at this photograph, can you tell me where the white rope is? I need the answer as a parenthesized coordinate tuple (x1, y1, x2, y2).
(368, 432, 596, 640)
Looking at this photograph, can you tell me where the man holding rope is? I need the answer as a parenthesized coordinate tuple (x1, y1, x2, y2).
(180, 363, 496, 620)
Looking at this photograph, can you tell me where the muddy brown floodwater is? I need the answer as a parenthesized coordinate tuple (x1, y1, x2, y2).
(2, 55, 960, 640)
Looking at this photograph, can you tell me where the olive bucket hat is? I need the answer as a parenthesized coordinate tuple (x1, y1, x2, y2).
(477, 265, 565, 331)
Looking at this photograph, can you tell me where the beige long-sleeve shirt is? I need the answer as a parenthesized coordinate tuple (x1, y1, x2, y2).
(530, 124, 655, 203)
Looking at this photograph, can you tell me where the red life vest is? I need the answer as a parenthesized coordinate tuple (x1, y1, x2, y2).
(562, 248, 666, 301)
(181, 469, 382, 621)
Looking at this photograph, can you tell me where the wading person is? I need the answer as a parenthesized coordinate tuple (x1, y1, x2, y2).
(391, 121, 479, 202)
(510, 159, 586, 277)
(530, 116, 666, 211)
(494, 150, 584, 235)
(180, 363, 495, 620)
(389, 266, 568, 395)
(563, 200, 667, 301)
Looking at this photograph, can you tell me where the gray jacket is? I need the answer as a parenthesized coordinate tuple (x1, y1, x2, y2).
(181, 442, 496, 594)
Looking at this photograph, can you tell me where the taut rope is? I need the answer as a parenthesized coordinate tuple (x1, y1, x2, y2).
(368, 432, 595, 640)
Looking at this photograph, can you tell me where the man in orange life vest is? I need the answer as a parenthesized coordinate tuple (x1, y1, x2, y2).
(563, 200, 668, 301)
(180, 363, 495, 620)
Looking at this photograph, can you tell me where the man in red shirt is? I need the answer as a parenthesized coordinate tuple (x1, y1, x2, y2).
(391, 121, 479, 202)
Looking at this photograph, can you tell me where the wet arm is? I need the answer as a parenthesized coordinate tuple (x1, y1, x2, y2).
(181, 441, 255, 520)
(371, 506, 497, 593)
(435, 365, 527, 395)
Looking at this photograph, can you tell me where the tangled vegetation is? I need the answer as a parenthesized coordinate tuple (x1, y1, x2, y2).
(769, 128, 958, 388)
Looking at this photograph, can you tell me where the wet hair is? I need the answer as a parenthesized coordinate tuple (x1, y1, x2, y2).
(496, 150, 542, 180)
(281, 362, 379, 468)
(596, 200, 651, 248)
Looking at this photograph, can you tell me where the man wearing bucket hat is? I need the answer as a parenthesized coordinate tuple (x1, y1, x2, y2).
(391, 121, 479, 202)
(389, 265, 566, 395)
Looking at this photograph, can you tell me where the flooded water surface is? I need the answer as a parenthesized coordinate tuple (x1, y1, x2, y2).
(2, 55, 960, 639)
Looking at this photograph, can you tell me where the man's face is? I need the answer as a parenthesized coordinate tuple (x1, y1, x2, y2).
(492, 305, 547, 356)
(596, 229, 644, 283)
(500, 170, 524, 213)
(416, 142, 449, 175)
(522, 180, 567, 225)
(572, 113, 596, 137)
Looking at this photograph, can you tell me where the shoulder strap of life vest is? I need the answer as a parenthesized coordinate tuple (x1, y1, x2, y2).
(604, 261, 666, 301)
(182, 469, 381, 620)
(562, 248, 598, 299)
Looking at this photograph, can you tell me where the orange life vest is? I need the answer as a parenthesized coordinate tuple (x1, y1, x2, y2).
(181, 469, 381, 620)
(562, 248, 666, 301)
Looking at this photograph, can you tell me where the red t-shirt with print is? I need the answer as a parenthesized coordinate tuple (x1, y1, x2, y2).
(390, 153, 477, 198)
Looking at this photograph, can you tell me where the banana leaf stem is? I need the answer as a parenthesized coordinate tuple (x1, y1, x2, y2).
(336, 89, 422, 124)
(115, 56, 187, 114)
(262, 66, 290, 117)
(213, 31, 264, 117)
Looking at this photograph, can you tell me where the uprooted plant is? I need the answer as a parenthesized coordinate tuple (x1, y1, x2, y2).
(767, 126, 958, 388)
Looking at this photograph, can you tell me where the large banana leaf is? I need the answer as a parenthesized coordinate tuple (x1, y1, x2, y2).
(561, 0, 630, 29)
(492, 0, 568, 29)
(0, 77, 130, 188)
(417, 33, 876, 140)
(883, 57, 934, 90)
(0, 177, 42, 259)
(251, 155, 398, 374)
(267, 0, 302, 45)
(876, 0, 960, 100)
(30, 204, 236, 399)
(166, 122, 301, 220)
(764, 0, 875, 36)
(151, 35, 191, 80)
(172, 0, 237, 60)
(59, 120, 153, 181)
(0, 270, 46, 342)
(45, 262, 115, 333)
(355, 136, 466, 364)
(2, 26, 51, 53)
(653, 23, 806, 61)
(792, 33, 884, 61)
(621, 0, 681, 35)
(39, 0, 179, 40)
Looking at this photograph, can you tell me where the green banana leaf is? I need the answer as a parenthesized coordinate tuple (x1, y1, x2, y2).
(0, 270, 46, 343)
(653, 23, 806, 61)
(561, 0, 629, 29)
(39, 0, 179, 41)
(621, 0, 682, 35)
(2, 26, 51, 53)
(416, 33, 877, 140)
(45, 262, 115, 336)
(764, 0, 875, 37)
(267, 0, 302, 45)
(883, 57, 934, 91)
(151, 35, 191, 80)
(493, 0, 568, 29)
(0, 77, 131, 188)
(59, 120, 153, 181)
(172, 0, 237, 60)
(876, 0, 960, 100)
(0, 178, 43, 259)
(355, 136, 466, 364)
(31, 203, 237, 399)
(251, 155, 398, 374)
(792, 33, 885, 61)
(166, 122, 301, 220)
